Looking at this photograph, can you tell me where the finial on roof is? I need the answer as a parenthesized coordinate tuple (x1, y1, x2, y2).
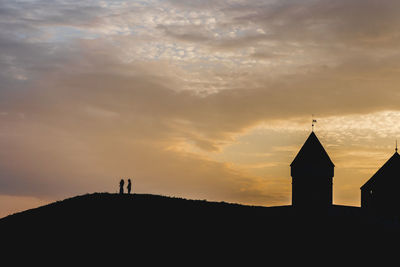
(312, 114, 317, 132)
(396, 139, 398, 153)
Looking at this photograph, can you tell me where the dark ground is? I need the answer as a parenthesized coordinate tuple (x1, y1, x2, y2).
(0, 193, 398, 262)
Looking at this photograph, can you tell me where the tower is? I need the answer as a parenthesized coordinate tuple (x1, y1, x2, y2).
(290, 132, 335, 208)
(360, 150, 400, 216)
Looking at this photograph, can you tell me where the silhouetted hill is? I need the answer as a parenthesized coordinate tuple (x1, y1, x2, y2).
(1, 193, 399, 261)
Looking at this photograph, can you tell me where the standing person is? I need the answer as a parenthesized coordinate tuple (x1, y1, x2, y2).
(119, 179, 124, 194)
(127, 179, 132, 194)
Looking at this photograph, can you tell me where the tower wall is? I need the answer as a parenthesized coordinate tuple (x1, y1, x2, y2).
(291, 165, 334, 208)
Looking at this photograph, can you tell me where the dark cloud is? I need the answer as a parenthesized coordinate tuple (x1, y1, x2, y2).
(157, 24, 211, 43)
(234, 0, 400, 46)
(167, 0, 226, 9)
(0, 0, 104, 27)
(163, 0, 400, 52)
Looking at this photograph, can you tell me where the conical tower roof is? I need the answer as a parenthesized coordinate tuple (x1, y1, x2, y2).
(361, 152, 400, 190)
(291, 132, 334, 167)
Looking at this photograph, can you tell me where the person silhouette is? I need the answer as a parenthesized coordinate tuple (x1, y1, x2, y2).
(119, 179, 124, 194)
(127, 179, 132, 194)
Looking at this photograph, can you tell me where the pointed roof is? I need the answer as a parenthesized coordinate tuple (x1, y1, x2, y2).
(290, 132, 334, 167)
(361, 152, 400, 190)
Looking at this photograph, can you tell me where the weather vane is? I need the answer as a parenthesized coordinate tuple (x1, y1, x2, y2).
(312, 114, 317, 132)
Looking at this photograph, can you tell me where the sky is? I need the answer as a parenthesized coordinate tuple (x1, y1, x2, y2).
(1, 0, 400, 217)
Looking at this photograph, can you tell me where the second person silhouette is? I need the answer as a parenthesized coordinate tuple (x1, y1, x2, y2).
(127, 179, 132, 194)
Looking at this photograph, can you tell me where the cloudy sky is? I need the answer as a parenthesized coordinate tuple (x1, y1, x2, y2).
(1, 0, 400, 217)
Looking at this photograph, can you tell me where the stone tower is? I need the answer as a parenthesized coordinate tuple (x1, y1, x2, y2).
(290, 132, 334, 208)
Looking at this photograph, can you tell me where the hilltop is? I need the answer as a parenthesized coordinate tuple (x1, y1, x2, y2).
(0, 193, 398, 259)
(0, 193, 294, 237)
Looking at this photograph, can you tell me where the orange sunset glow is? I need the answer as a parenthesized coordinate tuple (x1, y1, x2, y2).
(1, 0, 400, 218)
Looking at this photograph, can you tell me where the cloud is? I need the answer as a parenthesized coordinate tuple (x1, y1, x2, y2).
(0, 43, 287, 204)
(2, 0, 400, 214)
(157, 24, 212, 43)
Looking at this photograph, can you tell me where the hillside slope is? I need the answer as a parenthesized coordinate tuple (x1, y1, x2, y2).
(0, 193, 398, 258)
(0, 193, 294, 238)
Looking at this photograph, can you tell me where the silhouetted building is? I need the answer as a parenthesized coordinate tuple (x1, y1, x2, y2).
(360, 151, 400, 217)
(291, 132, 334, 208)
